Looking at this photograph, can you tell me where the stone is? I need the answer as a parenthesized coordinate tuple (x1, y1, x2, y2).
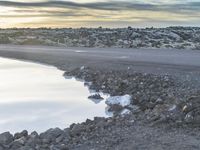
(30, 131, 39, 139)
(88, 94, 103, 100)
(10, 137, 26, 149)
(0, 132, 13, 145)
(14, 130, 28, 139)
(0, 144, 4, 150)
(40, 128, 64, 142)
(121, 109, 131, 116)
(106, 95, 131, 107)
(70, 124, 85, 136)
(17, 146, 35, 150)
(107, 104, 123, 112)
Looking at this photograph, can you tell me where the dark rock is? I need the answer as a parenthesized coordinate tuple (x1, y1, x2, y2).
(0, 144, 4, 150)
(26, 131, 40, 148)
(10, 137, 26, 149)
(70, 124, 85, 136)
(108, 104, 124, 112)
(182, 96, 200, 124)
(30, 131, 39, 139)
(17, 146, 35, 150)
(0, 132, 13, 145)
(14, 130, 28, 139)
(40, 128, 64, 142)
(88, 94, 103, 100)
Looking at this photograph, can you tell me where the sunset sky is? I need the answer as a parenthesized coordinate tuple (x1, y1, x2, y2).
(0, 0, 200, 28)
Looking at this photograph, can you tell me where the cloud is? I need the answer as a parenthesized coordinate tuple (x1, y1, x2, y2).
(0, 1, 154, 11)
(0, 0, 199, 13)
(0, 0, 199, 28)
(12, 9, 90, 17)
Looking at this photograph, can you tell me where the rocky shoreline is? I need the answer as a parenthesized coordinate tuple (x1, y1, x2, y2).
(65, 67, 200, 124)
(0, 27, 200, 50)
(1, 66, 200, 150)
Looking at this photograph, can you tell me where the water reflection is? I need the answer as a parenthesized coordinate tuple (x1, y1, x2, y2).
(0, 57, 108, 133)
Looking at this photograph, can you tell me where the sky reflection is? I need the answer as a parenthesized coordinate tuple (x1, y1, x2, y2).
(0, 57, 108, 133)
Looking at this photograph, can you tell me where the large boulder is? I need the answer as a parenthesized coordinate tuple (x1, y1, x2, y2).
(40, 128, 64, 142)
(14, 130, 28, 139)
(182, 96, 200, 124)
(106, 94, 131, 107)
(0, 132, 13, 145)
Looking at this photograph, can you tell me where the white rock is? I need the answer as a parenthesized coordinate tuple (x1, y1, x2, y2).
(168, 105, 177, 112)
(105, 94, 131, 107)
(80, 66, 85, 70)
(121, 109, 131, 115)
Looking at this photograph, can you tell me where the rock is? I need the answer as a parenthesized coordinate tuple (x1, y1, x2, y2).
(10, 137, 26, 149)
(0, 132, 13, 145)
(182, 96, 200, 113)
(95, 119, 107, 128)
(1, 27, 200, 49)
(55, 129, 70, 144)
(50, 145, 59, 150)
(129, 105, 141, 113)
(182, 96, 200, 124)
(80, 66, 85, 70)
(60, 144, 69, 150)
(14, 130, 28, 139)
(121, 109, 131, 116)
(0, 145, 4, 150)
(107, 104, 124, 112)
(156, 98, 164, 104)
(70, 124, 85, 136)
(88, 94, 103, 100)
(17, 146, 35, 150)
(184, 111, 194, 123)
(168, 105, 177, 112)
(106, 95, 131, 107)
(42, 138, 50, 144)
(55, 135, 64, 143)
(26, 131, 40, 148)
(30, 131, 39, 139)
(84, 82, 92, 87)
(49, 144, 69, 150)
(40, 128, 64, 142)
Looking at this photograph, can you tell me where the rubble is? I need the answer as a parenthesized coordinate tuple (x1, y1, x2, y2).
(0, 27, 200, 50)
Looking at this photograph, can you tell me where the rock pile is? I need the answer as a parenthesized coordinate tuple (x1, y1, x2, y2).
(0, 27, 200, 50)
(0, 116, 133, 150)
(64, 67, 200, 124)
(0, 66, 200, 149)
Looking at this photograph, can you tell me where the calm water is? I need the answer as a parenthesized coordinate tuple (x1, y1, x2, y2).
(0, 57, 109, 133)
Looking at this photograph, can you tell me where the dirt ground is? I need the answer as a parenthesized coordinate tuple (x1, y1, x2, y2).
(0, 45, 200, 150)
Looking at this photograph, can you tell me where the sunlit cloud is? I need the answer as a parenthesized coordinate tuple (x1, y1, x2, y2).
(0, 0, 199, 28)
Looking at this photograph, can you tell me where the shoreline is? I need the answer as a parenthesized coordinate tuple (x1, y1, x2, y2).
(0, 45, 200, 149)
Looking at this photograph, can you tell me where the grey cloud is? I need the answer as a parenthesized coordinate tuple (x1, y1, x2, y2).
(0, 1, 156, 11)
(0, 0, 199, 13)
(12, 9, 90, 17)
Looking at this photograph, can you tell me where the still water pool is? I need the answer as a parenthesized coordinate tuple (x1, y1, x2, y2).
(0, 57, 109, 133)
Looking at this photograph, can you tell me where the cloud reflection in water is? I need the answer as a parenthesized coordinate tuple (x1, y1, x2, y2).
(0, 57, 108, 133)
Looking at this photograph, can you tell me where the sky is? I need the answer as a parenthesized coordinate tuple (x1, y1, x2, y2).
(0, 0, 200, 28)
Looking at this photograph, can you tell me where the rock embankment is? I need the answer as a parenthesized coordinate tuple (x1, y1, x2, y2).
(64, 66, 200, 124)
(0, 116, 136, 150)
(1, 66, 200, 149)
(0, 27, 200, 50)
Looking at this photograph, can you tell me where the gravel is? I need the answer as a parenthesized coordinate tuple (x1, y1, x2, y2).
(0, 44, 200, 149)
(0, 66, 200, 149)
(0, 27, 200, 50)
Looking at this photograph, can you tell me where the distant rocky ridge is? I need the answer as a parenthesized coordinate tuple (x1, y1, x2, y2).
(0, 26, 200, 50)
